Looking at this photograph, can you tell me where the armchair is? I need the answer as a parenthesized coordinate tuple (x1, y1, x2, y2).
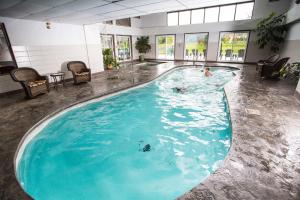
(10, 67, 49, 98)
(67, 61, 91, 84)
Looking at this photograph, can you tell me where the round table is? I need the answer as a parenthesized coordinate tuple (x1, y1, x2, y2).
(50, 72, 65, 89)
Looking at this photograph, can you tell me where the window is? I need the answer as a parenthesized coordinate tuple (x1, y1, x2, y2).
(191, 9, 204, 24)
(116, 18, 131, 27)
(167, 12, 178, 26)
(167, 1, 254, 26)
(156, 35, 175, 59)
(179, 11, 190, 25)
(218, 31, 249, 62)
(204, 7, 219, 23)
(116, 35, 132, 61)
(0, 23, 17, 74)
(101, 34, 114, 56)
(184, 33, 209, 61)
(103, 20, 113, 25)
(235, 2, 254, 20)
(219, 5, 236, 22)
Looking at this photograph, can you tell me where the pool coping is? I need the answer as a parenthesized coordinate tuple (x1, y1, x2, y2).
(13, 64, 241, 199)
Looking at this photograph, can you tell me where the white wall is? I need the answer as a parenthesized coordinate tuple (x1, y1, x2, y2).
(0, 17, 105, 94)
(286, 1, 300, 23)
(279, 1, 300, 96)
(139, 0, 292, 62)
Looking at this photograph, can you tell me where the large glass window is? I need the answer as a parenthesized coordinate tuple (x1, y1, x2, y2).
(101, 34, 114, 56)
(167, 12, 178, 26)
(191, 9, 204, 24)
(167, 1, 254, 26)
(235, 2, 254, 20)
(179, 11, 190, 25)
(219, 5, 236, 22)
(184, 33, 208, 61)
(116, 35, 131, 61)
(204, 7, 219, 23)
(218, 31, 249, 62)
(156, 35, 175, 59)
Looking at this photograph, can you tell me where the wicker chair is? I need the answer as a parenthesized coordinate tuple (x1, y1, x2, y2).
(261, 57, 290, 79)
(67, 61, 91, 84)
(10, 67, 49, 98)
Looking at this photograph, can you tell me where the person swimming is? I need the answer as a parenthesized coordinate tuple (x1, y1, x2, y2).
(173, 87, 186, 94)
(204, 67, 213, 77)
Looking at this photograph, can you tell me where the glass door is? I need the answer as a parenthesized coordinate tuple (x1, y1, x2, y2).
(218, 31, 249, 62)
(156, 35, 175, 59)
(101, 34, 115, 56)
(116, 35, 132, 61)
(184, 33, 208, 61)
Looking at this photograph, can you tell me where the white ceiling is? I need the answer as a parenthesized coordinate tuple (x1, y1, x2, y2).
(0, 0, 251, 24)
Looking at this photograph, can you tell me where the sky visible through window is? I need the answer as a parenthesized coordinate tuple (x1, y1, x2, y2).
(167, 1, 254, 26)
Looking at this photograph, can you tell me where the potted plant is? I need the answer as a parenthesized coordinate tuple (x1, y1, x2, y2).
(280, 62, 300, 81)
(102, 48, 113, 70)
(135, 36, 151, 62)
(254, 12, 287, 53)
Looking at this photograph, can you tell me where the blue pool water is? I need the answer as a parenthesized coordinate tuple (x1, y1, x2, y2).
(18, 67, 234, 200)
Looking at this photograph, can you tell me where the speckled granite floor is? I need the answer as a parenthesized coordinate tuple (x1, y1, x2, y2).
(0, 61, 299, 200)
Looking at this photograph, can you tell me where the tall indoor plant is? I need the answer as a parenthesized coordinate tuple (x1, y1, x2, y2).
(135, 36, 151, 62)
(254, 12, 287, 53)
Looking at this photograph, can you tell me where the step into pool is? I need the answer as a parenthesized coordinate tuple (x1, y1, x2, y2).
(17, 67, 235, 200)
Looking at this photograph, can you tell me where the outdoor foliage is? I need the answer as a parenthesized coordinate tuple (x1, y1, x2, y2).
(255, 12, 287, 53)
(135, 36, 151, 54)
(185, 34, 208, 55)
(220, 33, 248, 55)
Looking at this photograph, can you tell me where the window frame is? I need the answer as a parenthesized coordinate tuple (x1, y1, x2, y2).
(216, 30, 251, 63)
(183, 32, 209, 61)
(218, 4, 237, 22)
(179, 10, 191, 26)
(0, 22, 17, 75)
(167, 12, 179, 26)
(115, 34, 133, 62)
(166, 1, 254, 26)
(204, 6, 220, 23)
(100, 34, 116, 58)
(234, 2, 255, 21)
(191, 8, 205, 24)
(155, 34, 176, 60)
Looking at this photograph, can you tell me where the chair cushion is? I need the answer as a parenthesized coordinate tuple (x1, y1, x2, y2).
(75, 72, 89, 76)
(28, 80, 46, 87)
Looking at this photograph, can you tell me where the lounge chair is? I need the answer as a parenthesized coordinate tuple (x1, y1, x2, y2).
(10, 67, 50, 98)
(67, 61, 91, 84)
(261, 57, 290, 79)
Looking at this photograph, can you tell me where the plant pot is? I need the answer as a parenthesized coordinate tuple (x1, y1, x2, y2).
(107, 64, 113, 70)
(139, 55, 144, 62)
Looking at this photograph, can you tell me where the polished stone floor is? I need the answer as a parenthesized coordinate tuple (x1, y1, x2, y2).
(0, 61, 299, 200)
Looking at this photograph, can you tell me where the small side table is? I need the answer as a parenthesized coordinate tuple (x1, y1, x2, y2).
(50, 72, 65, 89)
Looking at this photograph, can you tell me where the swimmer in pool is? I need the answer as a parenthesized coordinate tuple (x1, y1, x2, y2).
(173, 87, 186, 94)
(204, 67, 212, 77)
